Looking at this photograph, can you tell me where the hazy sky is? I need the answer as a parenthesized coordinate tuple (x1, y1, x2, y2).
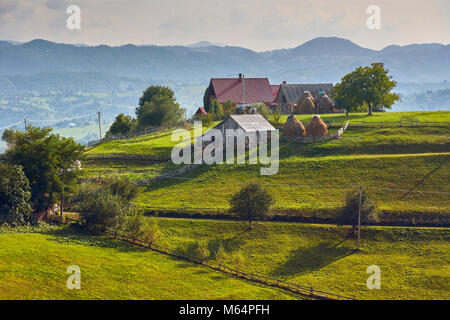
(1, 0, 449, 51)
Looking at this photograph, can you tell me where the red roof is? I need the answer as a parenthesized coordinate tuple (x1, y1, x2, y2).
(195, 106, 207, 116)
(270, 85, 280, 101)
(210, 77, 273, 104)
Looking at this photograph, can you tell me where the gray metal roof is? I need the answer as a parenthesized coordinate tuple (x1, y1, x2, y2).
(229, 114, 275, 132)
(277, 83, 334, 104)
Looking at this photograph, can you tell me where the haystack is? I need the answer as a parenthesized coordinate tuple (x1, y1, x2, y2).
(297, 96, 315, 114)
(316, 94, 335, 114)
(305, 115, 328, 137)
(281, 115, 306, 137)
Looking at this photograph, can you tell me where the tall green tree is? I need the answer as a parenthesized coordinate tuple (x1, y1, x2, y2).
(136, 85, 176, 118)
(332, 63, 400, 115)
(2, 126, 84, 217)
(230, 183, 274, 229)
(0, 164, 32, 225)
(137, 96, 184, 128)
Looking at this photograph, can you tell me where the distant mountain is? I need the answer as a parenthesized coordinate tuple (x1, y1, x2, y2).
(1, 37, 448, 84)
(0, 36, 449, 130)
(188, 41, 225, 47)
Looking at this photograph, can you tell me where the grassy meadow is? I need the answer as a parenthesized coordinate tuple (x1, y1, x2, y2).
(82, 112, 450, 219)
(0, 225, 298, 300)
(155, 217, 450, 300)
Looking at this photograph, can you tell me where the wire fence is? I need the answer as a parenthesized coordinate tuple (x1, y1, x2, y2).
(59, 216, 355, 300)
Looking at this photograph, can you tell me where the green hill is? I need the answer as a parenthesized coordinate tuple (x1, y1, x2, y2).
(0, 225, 297, 300)
(83, 112, 450, 222)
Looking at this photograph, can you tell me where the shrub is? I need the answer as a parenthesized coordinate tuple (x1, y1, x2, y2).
(140, 217, 162, 245)
(215, 245, 227, 264)
(337, 188, 378, 233)
(107, 178, 138, 202)
(232, 251, 245, 269)
(78, 189, 135, 232)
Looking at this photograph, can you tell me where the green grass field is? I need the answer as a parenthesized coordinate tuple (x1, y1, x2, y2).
(82, 112, 450, 218)
(154, 217, 450, 300)
(0, 225, 298, 300)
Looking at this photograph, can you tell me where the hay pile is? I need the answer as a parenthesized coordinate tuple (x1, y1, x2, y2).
(297, 98, 316, 115)
(316, 94, 335, 113)
(305, 115, 328, 137)
(281, 115, 306, 137)
(297, 91, 315, 114)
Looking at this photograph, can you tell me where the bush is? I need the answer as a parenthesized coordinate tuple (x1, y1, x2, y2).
(107, 179, 138, 202)
(215, 245, 227, 264)
(176, 240, 210, 261)
(78, 189, 137, 232)
(232, 251, 245, 269)
(140, 217, 162, 245)
(337, 188, 378, 233)
(0, 164, 32, 225)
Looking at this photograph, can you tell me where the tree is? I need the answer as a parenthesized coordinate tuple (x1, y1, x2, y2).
(136, 85, 176, 118)
(222, 100, 236, 115)
(337, 188, 378, 234)
(255, 103, 272, 120)
(2, 126, 84, 218)
(230, 183, 274, 229)
(0, 164, 32, 225)
(331, 63, 400, 115)
(106, 113, 136, 137)
(273, 106, 281, 126)
(136, 96, 184, 128)
(78, 189, 130, 232)
(140, 217, 162, 246)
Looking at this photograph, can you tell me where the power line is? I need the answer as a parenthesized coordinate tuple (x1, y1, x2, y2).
(0, 112, 98, 131)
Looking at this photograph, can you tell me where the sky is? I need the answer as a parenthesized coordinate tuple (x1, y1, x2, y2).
(0, 0, 449, 51)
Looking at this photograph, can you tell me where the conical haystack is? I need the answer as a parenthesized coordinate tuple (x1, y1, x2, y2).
(297, 96, 315, 114)
(305, 115, 328, 137)
(316, 94, 335, 114)
(281, 115, 306, 137)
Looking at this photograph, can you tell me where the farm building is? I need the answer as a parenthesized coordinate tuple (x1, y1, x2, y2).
(204, 114, 275, 149)
(203, 74, 275, 110)
(194, 106, 207, 118)
(274, 82, 334, 114)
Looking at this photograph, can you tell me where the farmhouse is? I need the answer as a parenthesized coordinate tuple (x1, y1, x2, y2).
(274, 82, 334, 114)
(194, 106, 207, 118)
(203, 74, 274, 109)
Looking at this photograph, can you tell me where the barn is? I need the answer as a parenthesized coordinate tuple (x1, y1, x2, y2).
(275, 82, 334, 114)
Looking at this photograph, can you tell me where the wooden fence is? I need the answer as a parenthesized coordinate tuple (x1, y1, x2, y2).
(86, 121, 190, 147)
(326, 120, 450, 128)
(62, 216, 355, 300)
(85, 153, 170, 161)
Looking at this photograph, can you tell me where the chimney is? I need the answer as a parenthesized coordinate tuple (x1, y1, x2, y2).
(238, 73, 243, 81)
(283, 81, 287, 84)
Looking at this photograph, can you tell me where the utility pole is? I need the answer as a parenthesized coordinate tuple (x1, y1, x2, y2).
(97, 112, 102, 140)
(24, 119, 28, 131)
(357, 186, 362, 251)
(60, 170, 65, 223)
